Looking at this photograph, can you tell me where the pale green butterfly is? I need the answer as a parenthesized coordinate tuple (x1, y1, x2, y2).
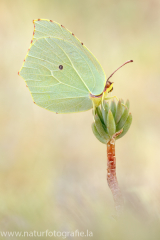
(19, 19, 133, 113)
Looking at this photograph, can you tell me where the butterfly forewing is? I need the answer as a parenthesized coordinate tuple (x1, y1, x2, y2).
(19, 19, 106, 113)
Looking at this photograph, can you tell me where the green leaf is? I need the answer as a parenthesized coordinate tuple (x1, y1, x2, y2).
(91, 123, 107, 144)
(107, 110, 116, 137)
(102, 101, 109, 124)
(125, 99, 130, 111)
(110, 100, 116, 119)
(94, 114, 110, 140)
(121, 99, 124, 104)
(96, 106, 104, 125)
(116, 113, 132, 139)
(19, 19, 106, 113)
(115, 100, 123, 124)
(121, 99, 125, 114)
(116, 107, 129, 131)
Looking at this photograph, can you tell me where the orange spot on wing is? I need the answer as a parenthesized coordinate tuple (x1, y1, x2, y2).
(61, 25, 65, 28)
(50, 20, 53, 22)
(72, 33, 75, 36)
(38, 19, 40, 21)
(31, 40, 33, 43)
(81, 42, 84, 45)
(18, 72, 19, 75)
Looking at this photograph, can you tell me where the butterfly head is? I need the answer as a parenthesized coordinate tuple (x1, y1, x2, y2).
(105, 80, 114, 94)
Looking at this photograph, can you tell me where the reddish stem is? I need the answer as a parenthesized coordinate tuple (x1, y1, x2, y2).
(107, 138, 124, 215)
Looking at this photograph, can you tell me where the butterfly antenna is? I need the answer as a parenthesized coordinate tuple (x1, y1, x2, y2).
(107, 60, 133, 82)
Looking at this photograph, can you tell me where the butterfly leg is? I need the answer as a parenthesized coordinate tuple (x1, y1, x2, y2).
(104, 96, 127, 108)
(104, 95, 119, 102)
(101, 92, 106, 110)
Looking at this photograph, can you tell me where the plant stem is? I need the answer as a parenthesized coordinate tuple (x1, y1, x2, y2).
(107, 138, 124, 215)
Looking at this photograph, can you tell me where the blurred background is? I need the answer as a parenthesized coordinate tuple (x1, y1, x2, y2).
(0, 0, 160, 239)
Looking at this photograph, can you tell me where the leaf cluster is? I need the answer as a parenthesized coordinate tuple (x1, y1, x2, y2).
(92, 99, 132, 144)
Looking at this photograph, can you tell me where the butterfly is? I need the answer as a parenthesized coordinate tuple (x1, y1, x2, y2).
(19, 19, 132, 113)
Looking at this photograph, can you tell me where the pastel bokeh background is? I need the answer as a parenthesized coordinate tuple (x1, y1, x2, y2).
(1, 0, 160, 239)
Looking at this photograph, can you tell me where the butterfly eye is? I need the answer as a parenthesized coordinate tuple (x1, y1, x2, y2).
(59, 65, 63, 70)
(108, 87, 113, 93)
(106, 81, 112, 89)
